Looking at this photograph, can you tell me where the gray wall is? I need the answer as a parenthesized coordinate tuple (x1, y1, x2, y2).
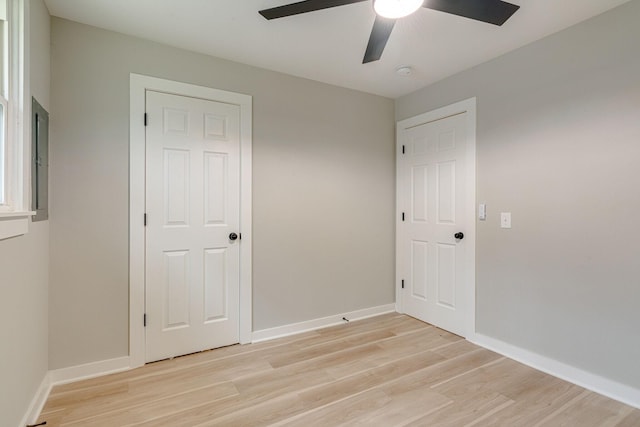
(49, 18, 395, 369)
(397, 0, 640, 389)
(0, 1, 50, 426)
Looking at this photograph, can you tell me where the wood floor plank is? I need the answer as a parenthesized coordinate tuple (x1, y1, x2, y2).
(62, 381, 238, 427)
(381, 348, 503, 396)
(617, 409, 640, 427)
(534, 391, 637, 427)
(265, 328, 396, 368)
(432, 357, 545, 398)
(346, 388, 452, 427)
(280, 388, 452, 427)
(297, 350, 447, 409)
(478, 374, 585, 426)
(35, 314, 640, 427)
(43, 355, 271, 424)
(280, 389, 393, 426)
(194, 393, 309, 427)
(401, 391, 514, 427)
(431, 338, 482, 359)
(296, 326, 457, 380)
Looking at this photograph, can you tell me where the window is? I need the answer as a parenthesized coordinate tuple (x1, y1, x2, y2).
(0, 0, 29, 240)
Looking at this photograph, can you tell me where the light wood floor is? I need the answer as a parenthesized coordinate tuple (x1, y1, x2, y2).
(37, 313, 640, 426)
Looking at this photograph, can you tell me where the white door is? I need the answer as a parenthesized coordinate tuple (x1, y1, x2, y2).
(397, 110, 473, 337)
(145, 90, 240, 362)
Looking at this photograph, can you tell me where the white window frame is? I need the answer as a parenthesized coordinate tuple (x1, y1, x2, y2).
(0, 0, 32, 241)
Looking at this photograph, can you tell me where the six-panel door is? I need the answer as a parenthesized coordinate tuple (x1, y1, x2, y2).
(399, 112, 468, 337)
(145, 90, 241, 362)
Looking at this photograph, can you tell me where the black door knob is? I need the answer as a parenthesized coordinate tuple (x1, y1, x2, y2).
(229, 232, 238, 241)
(454, 232, 464, 240)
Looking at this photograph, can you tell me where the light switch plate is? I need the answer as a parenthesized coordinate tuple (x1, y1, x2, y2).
(479, 203, 486, 220)
(501, 212, 511, 229)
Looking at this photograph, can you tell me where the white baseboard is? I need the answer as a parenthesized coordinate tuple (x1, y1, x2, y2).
(20, 373, 52, 427)
(48, 356, 131, 386)
(21, 356, 131, 426)
(252, 304, 397, 343)
(469, 333, 640, 410)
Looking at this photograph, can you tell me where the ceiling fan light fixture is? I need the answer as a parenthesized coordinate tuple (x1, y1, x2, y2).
(373, 0, 423, 19)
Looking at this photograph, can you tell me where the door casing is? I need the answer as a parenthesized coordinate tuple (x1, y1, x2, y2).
(129, 74, 253, 368)
(395, 97, 476, 337)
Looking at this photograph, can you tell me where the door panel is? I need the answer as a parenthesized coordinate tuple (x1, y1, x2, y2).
(204, 153, 228, 225)
(204, 247, 227, 322)
(437, 161, 456, 224)
(164, 149, 190, 226)
(145, 90, 240, 362)
(399, 112, 469, 337)
(163, 250, 190, 329)
(436, 243, 456, 308)
(411, 165, 429, 222)
(411, 240, 429, 300)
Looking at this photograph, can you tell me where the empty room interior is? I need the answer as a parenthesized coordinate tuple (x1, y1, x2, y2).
(1, 0, 639, 425)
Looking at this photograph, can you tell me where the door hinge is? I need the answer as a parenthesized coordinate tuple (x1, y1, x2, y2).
(144, 213, 147, 226)
(143, 313, 147, 327)
(144, 113, 148, 126)
(402, 212, 405, 222)
(401, 279, 405, 289)
(402, 145, 405, 154)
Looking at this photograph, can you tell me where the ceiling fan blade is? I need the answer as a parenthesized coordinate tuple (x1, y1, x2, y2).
(363, 16, 396, 63)
(423, 0, 520, 26)
(259, 0, 367, 20)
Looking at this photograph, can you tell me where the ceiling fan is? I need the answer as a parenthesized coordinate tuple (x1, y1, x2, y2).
(259, 0, 520, 64)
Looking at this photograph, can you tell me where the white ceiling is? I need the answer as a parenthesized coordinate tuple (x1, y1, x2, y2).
(43, 0, 631, 98)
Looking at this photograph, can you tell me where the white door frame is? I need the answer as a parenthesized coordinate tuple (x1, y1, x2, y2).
(129, 74, 253, 368)
(395, 97, 476, 337)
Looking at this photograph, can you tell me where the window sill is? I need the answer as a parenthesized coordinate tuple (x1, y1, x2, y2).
(0, 211, 35, 241)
